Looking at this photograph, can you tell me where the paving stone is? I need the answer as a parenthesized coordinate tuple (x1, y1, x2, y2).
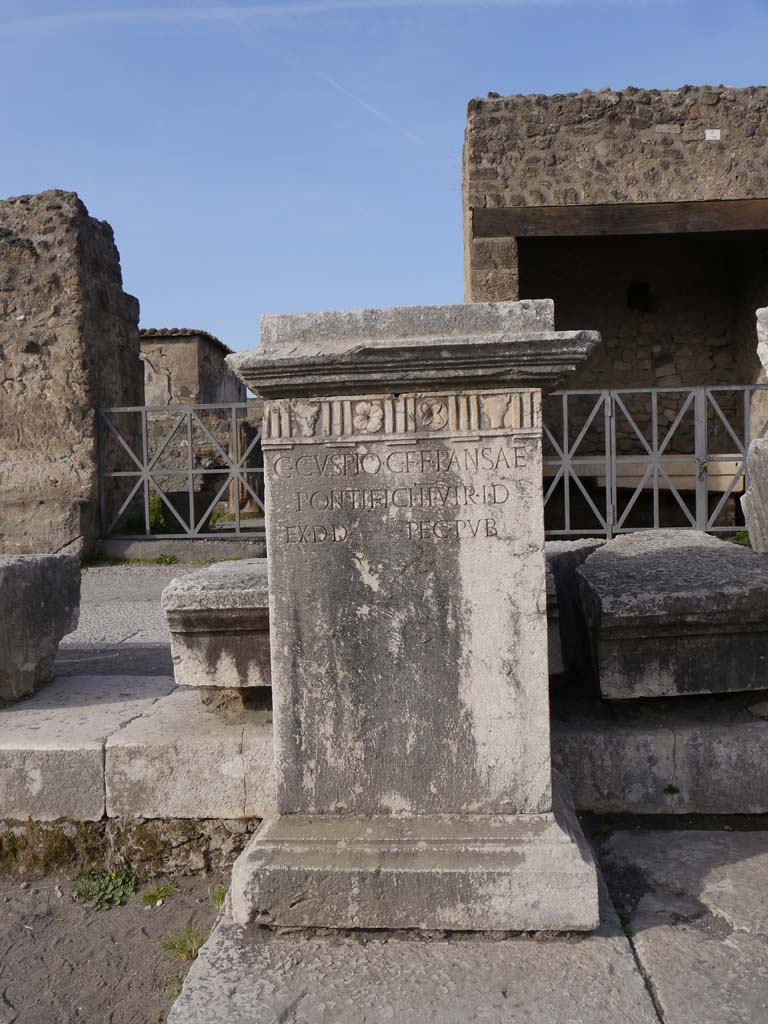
(169, 881, 657, 1024)
(161, 560, 270, 688)
(105, 688, 275, 819)
(0, 554, 80, 700)
(577, 529, 768, 699)
(57, 563, 196, 677)
(603, 830, 768, 1024)
(0, 675, 174, 820)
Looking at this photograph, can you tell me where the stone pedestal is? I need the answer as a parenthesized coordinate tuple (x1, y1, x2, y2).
(162, 560, 270, 689)
(228, 300, 600, 931)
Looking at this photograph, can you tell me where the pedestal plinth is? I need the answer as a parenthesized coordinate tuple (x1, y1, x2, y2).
(228, 300, 601, 931)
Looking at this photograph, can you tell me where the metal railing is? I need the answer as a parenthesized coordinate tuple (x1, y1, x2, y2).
(97, 403, 265, 539)
(543, 385, 768, 538)
(98, 387, 768, 541)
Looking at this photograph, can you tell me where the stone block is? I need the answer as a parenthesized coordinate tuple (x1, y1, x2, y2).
(742, 438, 768, 553)
(230, 772, 598, 931)
(0, 554, 81, 701)
(577, 529, 768, 699)
(0, 674, 174, 821)
(162, 560, 270, 689)
(553, 690, 768, 814)
(105, 687, 275, 818)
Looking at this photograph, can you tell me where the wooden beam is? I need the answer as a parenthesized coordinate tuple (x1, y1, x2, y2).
(473, 199, 768, 239)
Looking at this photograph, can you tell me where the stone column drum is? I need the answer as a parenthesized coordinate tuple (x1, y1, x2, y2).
(228, 300, 601, 931)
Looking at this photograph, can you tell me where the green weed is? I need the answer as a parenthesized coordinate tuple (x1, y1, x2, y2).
(72, 867, 138, 910)
(161, 924, 207, 962)
(211, 883, 227, 910)
(142, 882, 178, 906)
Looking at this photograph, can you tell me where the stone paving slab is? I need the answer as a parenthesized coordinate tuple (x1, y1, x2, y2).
(602, 831, 768, 1024)
(106, 688, 275, 819)
(57, 564, 196, 676)
(0, 674, 174, 820)
(168, 882, 658, 1024)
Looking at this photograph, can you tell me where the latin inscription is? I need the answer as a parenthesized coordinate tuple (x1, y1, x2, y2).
(273, 442, 531, 545)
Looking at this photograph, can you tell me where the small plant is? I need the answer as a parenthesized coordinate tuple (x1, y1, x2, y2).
(142, 882, 178, 906)
(211, 883, 227, 910)
(617, 908, 634, 939)
(149, 492, 165, 530)
(155, 553, 178, 565)
(161, 924, 207, 962)
(72, 867, 138, 910)
(663, 783, 680, 795)
(731, 530, 752, 548)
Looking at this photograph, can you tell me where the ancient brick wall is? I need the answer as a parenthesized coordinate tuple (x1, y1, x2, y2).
(0, 190, 141, 556)
(463, 85, 768, 417)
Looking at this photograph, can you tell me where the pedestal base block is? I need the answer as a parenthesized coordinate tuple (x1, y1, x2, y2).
(230, 777, 598, 932)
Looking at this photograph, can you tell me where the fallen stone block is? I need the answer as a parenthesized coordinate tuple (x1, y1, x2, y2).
(0, 674, 174, 821)
(161, 560, 270, 689)
(0, 554, 80, 701)
(105, 687, 275, 819)
(577, 529, 768, 699)
(742, 438, 768, 553)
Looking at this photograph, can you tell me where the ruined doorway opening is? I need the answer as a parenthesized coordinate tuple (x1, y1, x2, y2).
(518, 229, 768, 533)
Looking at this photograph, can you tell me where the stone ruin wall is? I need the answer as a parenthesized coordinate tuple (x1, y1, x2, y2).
(0, 190, 142, 556)
(464, 85, 768, 432)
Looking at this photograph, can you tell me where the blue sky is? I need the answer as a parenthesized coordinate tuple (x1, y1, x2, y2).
(1, 0, 767, 351)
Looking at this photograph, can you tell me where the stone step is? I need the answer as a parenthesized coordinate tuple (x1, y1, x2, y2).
(3, 678, 768, 822)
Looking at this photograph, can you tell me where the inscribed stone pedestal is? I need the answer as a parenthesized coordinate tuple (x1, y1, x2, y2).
(228, 300, 600, 931)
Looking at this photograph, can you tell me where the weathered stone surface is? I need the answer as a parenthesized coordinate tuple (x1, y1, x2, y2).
(231, 773, 598, 931)
(603, 830, 768, 1024)
(161, 560, 270, 688)
(545, 539, 604, 678)
(140, 328, 245, 405)
(757, 307, 768, 370)
(228, 300, 599, 397)
(577, 529, 768, 699)
(0, 190, 142, 557)
(464, 88, 768, 422)
(0, 816, 260, 878)
(263, 386, 554, 818)
(0, 554, 80, 701)
(742, 438, 768, 553)
(106, 687, 275, 818)
(230, 301, 599, 932)
(0, 674, 174, 821)
(170, 881, 656, 1024)
(553, 690, 768, 814)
